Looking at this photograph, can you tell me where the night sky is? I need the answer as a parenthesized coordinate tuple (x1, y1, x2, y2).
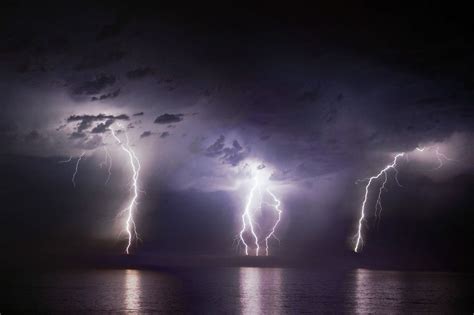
(1, 2, 473, 270)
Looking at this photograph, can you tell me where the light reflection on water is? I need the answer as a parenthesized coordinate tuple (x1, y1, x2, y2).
(351, 268, 473, 314)
(1, 267, 473, 313)
(124, 269, 141, 312)
(354, 268, 403, 314)
(239, 267, 282, 314)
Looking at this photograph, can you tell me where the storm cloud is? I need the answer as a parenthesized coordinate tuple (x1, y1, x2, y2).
(154, 113, 184, 124)
(0, 1, 473, 268)
(67, 114, 129, 133)
(126, 67, 156, 80)
(90, 119, 115, 133)
(91, 88, 121, 101)
(140, 131, 152, 138)
(72, 74, 116, 95)
(205, 136, 247, 166)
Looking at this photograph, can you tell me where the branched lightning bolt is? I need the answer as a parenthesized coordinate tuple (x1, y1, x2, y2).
(238, 174, 284, 256)
(374, 172, 388, 222)
(239, 177, 261, 256)
(354, 145, 454, 253)
(99, 147, 113, 184)
(264, 189, 282, 256)
(354, 153, 404, 253)
(71, 152, 86, 188)
(434, 146, 454, 169)
(110, 127, 141, 255)
(58, 153, 85, 187)
(417, 145, 454, 169)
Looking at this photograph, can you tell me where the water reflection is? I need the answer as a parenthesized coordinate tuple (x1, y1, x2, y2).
(353, 268, 403, 314)
(3, 268, 471, 313)
(239, 267, 283, 315)
(124, 269, 141, 312)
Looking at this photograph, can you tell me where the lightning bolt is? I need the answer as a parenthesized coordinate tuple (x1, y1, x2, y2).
(110, 127, 141, 255)
(374, 172, 388, 222)
(354, 153, 405, 253)
(417, 145, 454, 169)
(238, 171, 284, 256)
(58, 153, 85, 187)
(264, 189, 282, 256)
(239, 177, 261, 256)
(58, 156, 73, 163)
(354, 145, 454, 253)
(434, 146, 454, 169)
(71, 152, 86, 187)
(99, 146, 113, 184)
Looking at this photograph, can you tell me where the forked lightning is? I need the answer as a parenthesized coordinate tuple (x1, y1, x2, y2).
(354, 145, 453, 252)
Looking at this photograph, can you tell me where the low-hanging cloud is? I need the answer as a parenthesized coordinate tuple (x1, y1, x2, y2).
(140, 131, 152, 138)
(205, 135, 247, 166)
(91, 119, 115, 133)
(91, 88, 121, 101)
(154, 113, 184, 124)
(66, 113, 129, 133)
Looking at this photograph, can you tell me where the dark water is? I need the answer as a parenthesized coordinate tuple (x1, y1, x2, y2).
(1, 268, 473, 313)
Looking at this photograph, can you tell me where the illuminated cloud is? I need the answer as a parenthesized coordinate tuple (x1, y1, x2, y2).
(205, 136, 247, 166)
(91, 88, 121, 101)
(66, 114, 129, 133)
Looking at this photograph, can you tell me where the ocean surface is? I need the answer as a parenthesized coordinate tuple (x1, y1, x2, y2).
(1, 267, 473, 313)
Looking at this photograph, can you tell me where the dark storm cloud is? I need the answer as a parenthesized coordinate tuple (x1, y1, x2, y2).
(133, 112, 144, 116)
(205, 136, 247, 166)
(205, 135, 225, 157)
(56, 124, 67, 131)
(154, 113, 184, 124)
(72, 74, 116, 95)
(221, 140, 246, 166)
(140, 131, 152, 138)
(126, 67, 156, 80)
(69, 131, 86, 139)
(90, 119, 115, 133)
(0, 1, 473, 272)
(76, 120, 93, 133)
(67, 114, 129, 133)
(74, 51, 125, 71)
(91, 88, 121, 101)
(67, 114, 129, 123)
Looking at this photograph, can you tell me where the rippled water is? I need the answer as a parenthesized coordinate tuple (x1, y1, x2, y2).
(1, 268, 473, 313)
